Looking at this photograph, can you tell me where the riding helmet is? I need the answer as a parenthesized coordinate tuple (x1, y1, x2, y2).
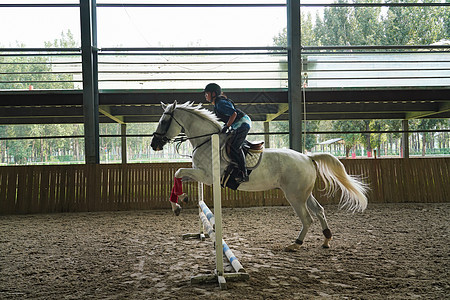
(204, 83, 222, 96)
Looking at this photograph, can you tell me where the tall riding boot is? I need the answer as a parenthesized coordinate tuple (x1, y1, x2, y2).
(229, 124, 250, 183)
(234, 149, 249, 183)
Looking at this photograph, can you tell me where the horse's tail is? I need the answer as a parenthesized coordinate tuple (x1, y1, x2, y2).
(309, 153, 368, 212)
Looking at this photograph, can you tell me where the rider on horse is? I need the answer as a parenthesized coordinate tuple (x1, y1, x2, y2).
(204, 83, 252, 183)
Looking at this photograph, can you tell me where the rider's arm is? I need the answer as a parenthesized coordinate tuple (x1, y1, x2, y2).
(225, 112, 237, 127)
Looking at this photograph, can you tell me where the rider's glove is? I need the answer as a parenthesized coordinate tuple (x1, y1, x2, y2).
(221, 125, 229, 134)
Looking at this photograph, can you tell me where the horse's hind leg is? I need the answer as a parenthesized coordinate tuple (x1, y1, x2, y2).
(284, 192, 314, 252)
(307, 195, 332, 248)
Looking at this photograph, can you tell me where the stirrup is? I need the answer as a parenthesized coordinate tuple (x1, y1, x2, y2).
(239, 175, 249, 183)
(235, 172, 249, 183)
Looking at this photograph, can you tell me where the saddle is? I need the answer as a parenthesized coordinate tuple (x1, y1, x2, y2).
(244, 140, 265, 152)
(220, 136, 264, 190)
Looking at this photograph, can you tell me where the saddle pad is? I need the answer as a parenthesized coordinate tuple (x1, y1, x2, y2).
(245, 151, 263, 169)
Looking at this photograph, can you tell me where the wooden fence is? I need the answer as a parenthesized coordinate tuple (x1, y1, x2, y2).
(0, 158, 448, 215)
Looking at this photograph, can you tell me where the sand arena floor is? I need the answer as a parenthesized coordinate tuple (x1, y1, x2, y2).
(0, 203, 448, 299)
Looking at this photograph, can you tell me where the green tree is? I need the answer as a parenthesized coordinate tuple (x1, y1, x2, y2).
(3, 125, 33, 164)
(44, 30, 78, 48)
(444, 0, 450, 38)
(0, 30, 82, 164)
(383, 0, 449, 45)
(304, 120, 319, 151)
(332, 120, 366, 157)
(0, 30, 78, 90)
(416, 119, 440, 156)
(316, 0, 354, 46)
(273, 11, 316, 47)
(383, 120, 402, 155)
(351, 0, 384, 45)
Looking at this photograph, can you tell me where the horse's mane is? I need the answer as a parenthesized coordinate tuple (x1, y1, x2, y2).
(175, 101, 222, 130)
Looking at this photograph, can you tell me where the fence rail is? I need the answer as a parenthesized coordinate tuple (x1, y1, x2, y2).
(0, 158, 448, 215)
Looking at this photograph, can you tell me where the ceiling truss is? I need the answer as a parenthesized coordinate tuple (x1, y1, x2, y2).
(0, 88, 449, 125)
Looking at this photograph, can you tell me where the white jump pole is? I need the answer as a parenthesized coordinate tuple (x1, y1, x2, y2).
(211, 134, 225, 284)
(186, 134, 249, 288)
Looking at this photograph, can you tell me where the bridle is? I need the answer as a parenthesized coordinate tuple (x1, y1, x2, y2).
(152, 111, 183, 143)
(151, 108, 221, 156)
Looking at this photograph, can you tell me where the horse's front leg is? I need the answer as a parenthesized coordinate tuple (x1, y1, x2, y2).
(175, 168, 211, 185)
(169, 177, 188, 216)
(169, 168, 210, 216)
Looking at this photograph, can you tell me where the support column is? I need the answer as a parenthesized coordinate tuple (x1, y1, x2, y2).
(401, 119, 409, 158)
(80, 0, 99, 164)
(92, 0, 99, 157)
(121, 124, 127, 164)
(287, 0, 303, 153)
(263, 121, 270, 148)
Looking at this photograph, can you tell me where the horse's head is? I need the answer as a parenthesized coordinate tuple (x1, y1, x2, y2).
(151, 101, 183, 151)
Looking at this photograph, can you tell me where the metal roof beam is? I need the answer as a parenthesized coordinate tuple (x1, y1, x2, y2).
(99, 105, 125, 124)
(406, 101, 450, 120)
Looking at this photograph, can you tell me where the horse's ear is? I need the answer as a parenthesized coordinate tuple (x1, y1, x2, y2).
(173, 100, 177, 109)
(161, 102, 167, 110)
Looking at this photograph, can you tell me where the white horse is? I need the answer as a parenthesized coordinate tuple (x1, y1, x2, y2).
(151, 101, 368, 251)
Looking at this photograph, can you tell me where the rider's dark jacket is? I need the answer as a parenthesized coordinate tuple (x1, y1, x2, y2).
(213, 96, 246, 126)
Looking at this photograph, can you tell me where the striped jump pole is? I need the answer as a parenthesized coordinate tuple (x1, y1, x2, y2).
(199, 200, 215, 229)
(199, 210, 214, 242)
(198, 201, 246, 274)
(196, 200, 246, 274)
(192, 192, 249, 287)
(223, 239, 245, 273)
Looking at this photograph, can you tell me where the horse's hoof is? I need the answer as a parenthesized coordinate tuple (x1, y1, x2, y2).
(173, 205, 182, 216)
(179, 193, 188, 204)
(284, 243, 301, 252)
(322, 237, 332, 249)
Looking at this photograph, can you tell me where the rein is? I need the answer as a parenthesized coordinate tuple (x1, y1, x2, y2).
(173, 131, 219, 158)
